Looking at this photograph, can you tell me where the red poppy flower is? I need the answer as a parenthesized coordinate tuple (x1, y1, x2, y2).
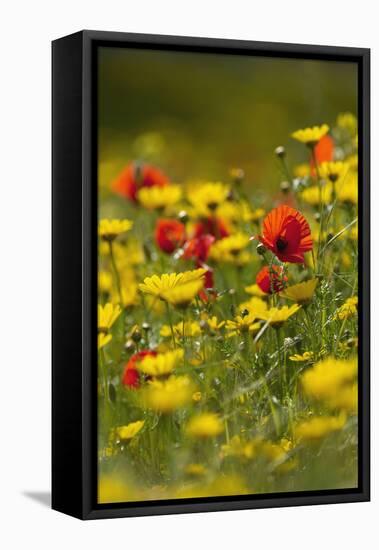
(194, 217, 230, 240)
(112, 163, 169, 202)
(310, 134, 334, 172)
(121, 350, 157, 389)
(259, 205, 313, 263)
(183, 234, 215, 262)
(198, 265, 215, 302)
(203, 265, 214, 289)
(256, 265, 287, 294)
(155, 219, 186, 254)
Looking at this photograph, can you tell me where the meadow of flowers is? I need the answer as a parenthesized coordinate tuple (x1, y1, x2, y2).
(97, 115, 358, 504)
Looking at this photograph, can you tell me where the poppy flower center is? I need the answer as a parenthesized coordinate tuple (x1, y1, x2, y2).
(276, 237, 288, 252)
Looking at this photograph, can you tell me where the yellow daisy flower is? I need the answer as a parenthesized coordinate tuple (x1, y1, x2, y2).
(143, 376, 194, 413)
(217, 201, 264, 224)
(99, 219, 133, 242)
(192, 391, 202, 402)
(238, 297, 268, 318)
(347, 224, 358, 241)
(186, 412, 223, 438)
(346, 154, 358, 172)
(244, 284, 266, 298)
(337, 112, 357, 136)
(98, 270, 112, 293)
(98, 332, 112, 350)
(115, 271, 139, 308)
(187, 182, 230, 216)
(300, 182, 333, 206)
(225, 313, 261, 336)
(294, 414, 346, 442)
(139, 268, 206, 299)
(137, 349, 184, 377)
(221, 435, 258, 460)
(184, 463, 207, 477)
(161, 279, 204, 308)
(291, 124, 329, 147)
(116, 420, 145, 440)
(160, 321, 201, 339)
(100, 239, 144, 266)
(336, 173, 358, 204)
(289, 351, 314, 362)
(301, 357, 358, 402)
(98, 476, 135, 504)
(319, 161, 348, 183)
(98, 303, 121, 332)
(137, 184, 182, 210)
(175, 474, 248, 499)
(258, 304, 301, 328)
(293, 163, 310, 178)
(280, 278, 318, 305)
(119, 240, 145, 266)
(204, 315, 225, 331)
(209, 232, 250, 263)
(334, 296, 358, 320)
(327, 383, 358, 413)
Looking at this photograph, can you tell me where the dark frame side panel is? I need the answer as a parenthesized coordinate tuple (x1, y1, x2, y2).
(52, 30, 370, 520)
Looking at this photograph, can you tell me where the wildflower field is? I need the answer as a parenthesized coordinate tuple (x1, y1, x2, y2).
(97, 50, 359, 504)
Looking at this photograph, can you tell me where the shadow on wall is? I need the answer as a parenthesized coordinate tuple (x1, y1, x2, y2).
(22, 491, 51, 508)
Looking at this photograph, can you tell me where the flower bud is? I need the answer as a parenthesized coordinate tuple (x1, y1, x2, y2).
(256, 243, 267, 256)
(131, 326, 142, 343)
(230, 167, 245, 185)
(275, 146, 286, 158)
(124, 340, 135, 352)
(280, 181, 291, 194)
(199, 319, 209, 332)
(177, 210, 189, 223)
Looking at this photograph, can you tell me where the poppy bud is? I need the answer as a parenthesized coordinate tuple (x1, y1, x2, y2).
(178, 210, 189, 223)
(275, 146, 286, 158)
(199, 319, 209, 330)
(230, 168, 245, 185)
(280, 181, 291, 194)
(124, 340, 135, 352)
(131, 327, 142, 343)
(256, 243, 267, 256)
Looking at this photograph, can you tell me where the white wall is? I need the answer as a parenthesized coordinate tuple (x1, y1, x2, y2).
(0, 1, 376, 548)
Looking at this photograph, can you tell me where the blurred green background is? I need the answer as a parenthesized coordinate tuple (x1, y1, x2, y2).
(98, 46, 357, 192)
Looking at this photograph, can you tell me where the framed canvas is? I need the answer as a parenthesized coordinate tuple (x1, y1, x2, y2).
(52, 30, 370, 520)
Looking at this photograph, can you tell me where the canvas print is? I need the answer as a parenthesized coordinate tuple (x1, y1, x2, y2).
(97, 47, 359, 504)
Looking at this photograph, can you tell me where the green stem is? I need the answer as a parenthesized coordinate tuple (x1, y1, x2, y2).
(275, 328, 287, 399)
(311, 146, 324, 271)
(263, 379, 280, 436)
(165, 301, 177, 349)
(99, 349, 111, 433)
(108, 240, 122, 304)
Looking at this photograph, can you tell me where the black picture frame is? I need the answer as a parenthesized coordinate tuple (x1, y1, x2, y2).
(52, 30, 370, 520)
